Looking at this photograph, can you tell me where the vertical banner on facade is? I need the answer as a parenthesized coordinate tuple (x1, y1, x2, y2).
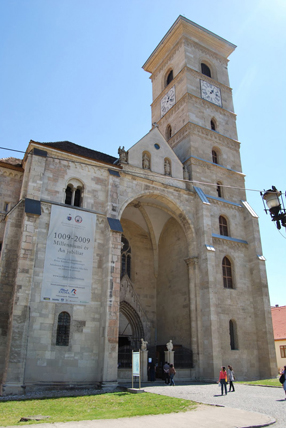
(41, 205, 96, 304)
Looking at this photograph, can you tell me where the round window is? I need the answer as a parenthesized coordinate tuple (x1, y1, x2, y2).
(154, 143, 160, 150)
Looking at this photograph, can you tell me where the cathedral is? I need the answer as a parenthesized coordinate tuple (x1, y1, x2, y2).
(0, 16, 276, 395)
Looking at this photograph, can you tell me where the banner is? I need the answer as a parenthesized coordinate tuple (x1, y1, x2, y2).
(41, 205, 96, 304)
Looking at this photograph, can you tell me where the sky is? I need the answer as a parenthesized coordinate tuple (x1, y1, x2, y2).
(0, 0, 285, 306)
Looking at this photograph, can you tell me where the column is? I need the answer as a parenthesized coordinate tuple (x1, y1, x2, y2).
(184, 257, 200, 377)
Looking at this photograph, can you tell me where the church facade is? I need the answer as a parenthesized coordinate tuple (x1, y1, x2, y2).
(0, 16, 276, 395)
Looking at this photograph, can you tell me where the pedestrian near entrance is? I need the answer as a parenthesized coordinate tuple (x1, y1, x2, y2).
(169, 364, 176, 386)
(163, 361, 170, 384)
(218, 366, 227, 395)
(148, 360, 156, 381)
(227, 365, 235, 392)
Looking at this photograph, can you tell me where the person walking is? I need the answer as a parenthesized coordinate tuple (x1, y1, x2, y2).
(218, 366, 227, 395)
(227, 365, 235, 392)
(169, 364, 176, 386)
(280, 365, 286, 400)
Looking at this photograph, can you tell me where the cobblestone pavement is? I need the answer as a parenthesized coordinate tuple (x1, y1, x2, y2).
(143, 382, 285, 427)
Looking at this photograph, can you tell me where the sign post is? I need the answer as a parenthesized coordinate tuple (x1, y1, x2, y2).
(132, 351, 141, 389)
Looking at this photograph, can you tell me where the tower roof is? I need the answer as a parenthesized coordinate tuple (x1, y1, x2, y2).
(143, 15, 236, 74)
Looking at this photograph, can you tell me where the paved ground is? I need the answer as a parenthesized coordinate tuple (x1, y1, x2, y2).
(142, 381, 286, 427)
(0, 406, 276, 428)
(0, 382, 284, 428)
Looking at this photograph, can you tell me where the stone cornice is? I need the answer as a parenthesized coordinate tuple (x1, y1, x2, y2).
(156, 92, 236, 128)
(151, 64, 232, 109)
(213, 236, 247, 249)
(188, 92, 236, 118)
(143, 16, 233, 73)
(186, 65, 232, 94)
(188, 156, 244, 177)
(24, 142, 122, 172)
(207, 197, 243, 211)
(0, 161, 23, 172)
(0, 167, 23, 179)
(120, 165, 194, 197)
(166, 121, 240, 153)
(151, 38, 184, 82)
(184, 38, 229, 67)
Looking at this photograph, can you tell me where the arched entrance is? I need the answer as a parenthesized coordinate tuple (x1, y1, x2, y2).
(118, 301, 144, 369)
(119, 301, 144, 349)
(118, 192, 195, 374)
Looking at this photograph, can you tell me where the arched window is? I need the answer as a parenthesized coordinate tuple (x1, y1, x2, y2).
(222, 256, 233, 289)
(74, 188, 81, 207)
(212, 150, 218, 164)
(166, 124, 172, 141)
(166, 69, 173, 87)
(65, 186, 73, 205)
(121, 235, 131, 278)
(219, 216, 228, 236)
(56, 312, 71, 346)
(217, 181, 223, 198)
(201, 63, 211, 78)
(211, 119, 216, 131)
(229, 320, 238, 350)
(65, 179, 83, 207)
(142, 152, 151, 170)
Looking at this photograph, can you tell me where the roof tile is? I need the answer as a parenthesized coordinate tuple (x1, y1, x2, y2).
(271, 306, 286, 340)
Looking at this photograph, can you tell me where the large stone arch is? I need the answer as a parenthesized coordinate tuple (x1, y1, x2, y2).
(118, 190, 197, 258)
(118, 189, 195, 370)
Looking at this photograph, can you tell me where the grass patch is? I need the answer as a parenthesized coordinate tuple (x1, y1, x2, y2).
(238, 378, 281, 387)
(0, 392, 197, 426)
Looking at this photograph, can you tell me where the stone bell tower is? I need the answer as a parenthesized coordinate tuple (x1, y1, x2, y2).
(143, 15, 245, 203)
(142, 16, 277, 380)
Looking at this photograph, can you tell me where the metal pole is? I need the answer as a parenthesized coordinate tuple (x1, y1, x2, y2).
(139, 350, 141, 389)
(132, 350, 134, 389)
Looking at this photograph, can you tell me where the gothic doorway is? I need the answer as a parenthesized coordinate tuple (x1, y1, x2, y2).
(118, 301, 144, 368)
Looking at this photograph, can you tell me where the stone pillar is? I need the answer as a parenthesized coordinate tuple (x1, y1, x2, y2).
(1, 151, 47, 395)
(101, 230, 122, 388)
(140, 350, 148, 382)
(164, 350, 174, 366)
(185, 256, 200, 377)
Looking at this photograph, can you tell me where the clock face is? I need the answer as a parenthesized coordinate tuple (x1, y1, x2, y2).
(200, 80, 222, 107)
(161, 86, 175, 117)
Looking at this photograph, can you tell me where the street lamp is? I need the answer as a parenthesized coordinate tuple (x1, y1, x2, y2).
(261, 186, 286, 230)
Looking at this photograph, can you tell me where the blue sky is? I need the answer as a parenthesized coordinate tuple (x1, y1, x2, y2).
(0, 0, 285, 306)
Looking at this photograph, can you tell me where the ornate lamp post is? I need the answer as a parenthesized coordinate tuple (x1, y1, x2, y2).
(261, 186, 286, 230)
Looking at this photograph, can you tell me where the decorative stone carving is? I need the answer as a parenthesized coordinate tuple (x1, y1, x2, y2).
(120, 274, 147, 320)
(184, 39, 228, 67)
(0, 169, 23, 179)
(142, 153, 150, 170)
(41, 203, 51, 214)
(141, 338, 148, 351)
(185, 256, 198, 267)
(164, 159, 171, 176)
(183, 165, 189, 180)
(166, 339, 173, 351)
(212, 237, 247, 249)
(118, 146, 128, 163)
